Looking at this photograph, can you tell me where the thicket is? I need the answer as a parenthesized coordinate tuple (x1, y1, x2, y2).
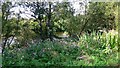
(1, 1, 119, 66)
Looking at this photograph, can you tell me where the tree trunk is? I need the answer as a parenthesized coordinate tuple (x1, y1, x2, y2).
(47, 2, 53, 41)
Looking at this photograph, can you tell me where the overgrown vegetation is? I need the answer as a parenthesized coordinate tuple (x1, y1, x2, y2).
(1, 1, 119, 67)
(3, 30, 118, 66)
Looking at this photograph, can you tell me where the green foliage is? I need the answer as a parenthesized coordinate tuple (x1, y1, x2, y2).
(54, 2, 118, 37)
(67, 15, 87, 36)
(52, 2, 74, 33)
(2, 1, 119, 67)
(3, 31, 118, 66)
(85, 2, 117, 32)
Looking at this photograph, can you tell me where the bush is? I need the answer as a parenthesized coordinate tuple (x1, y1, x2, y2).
(3, 31, 118, 66)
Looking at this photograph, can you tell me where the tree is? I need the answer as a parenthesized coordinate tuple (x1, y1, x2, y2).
(22, 2, 55, 40)
(2, 2, 15, 51)
(2, 2, 37, 51)
(86, 2, 117, 32)
(52, 2, 74, 35)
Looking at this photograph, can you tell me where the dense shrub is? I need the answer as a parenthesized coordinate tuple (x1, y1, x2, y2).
(3, 31, 118, 66)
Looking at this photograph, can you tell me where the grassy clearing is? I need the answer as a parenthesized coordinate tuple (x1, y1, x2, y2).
(2, 30, 118, 66)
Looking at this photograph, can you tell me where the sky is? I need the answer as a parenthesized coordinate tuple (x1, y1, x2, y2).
(8, 0, 90, 19)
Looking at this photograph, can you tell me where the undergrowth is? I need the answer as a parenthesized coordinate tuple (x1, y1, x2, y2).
(2, 30, 118, 66)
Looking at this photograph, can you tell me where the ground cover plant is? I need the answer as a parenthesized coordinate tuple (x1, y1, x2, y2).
(3, 30, 118, 66)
